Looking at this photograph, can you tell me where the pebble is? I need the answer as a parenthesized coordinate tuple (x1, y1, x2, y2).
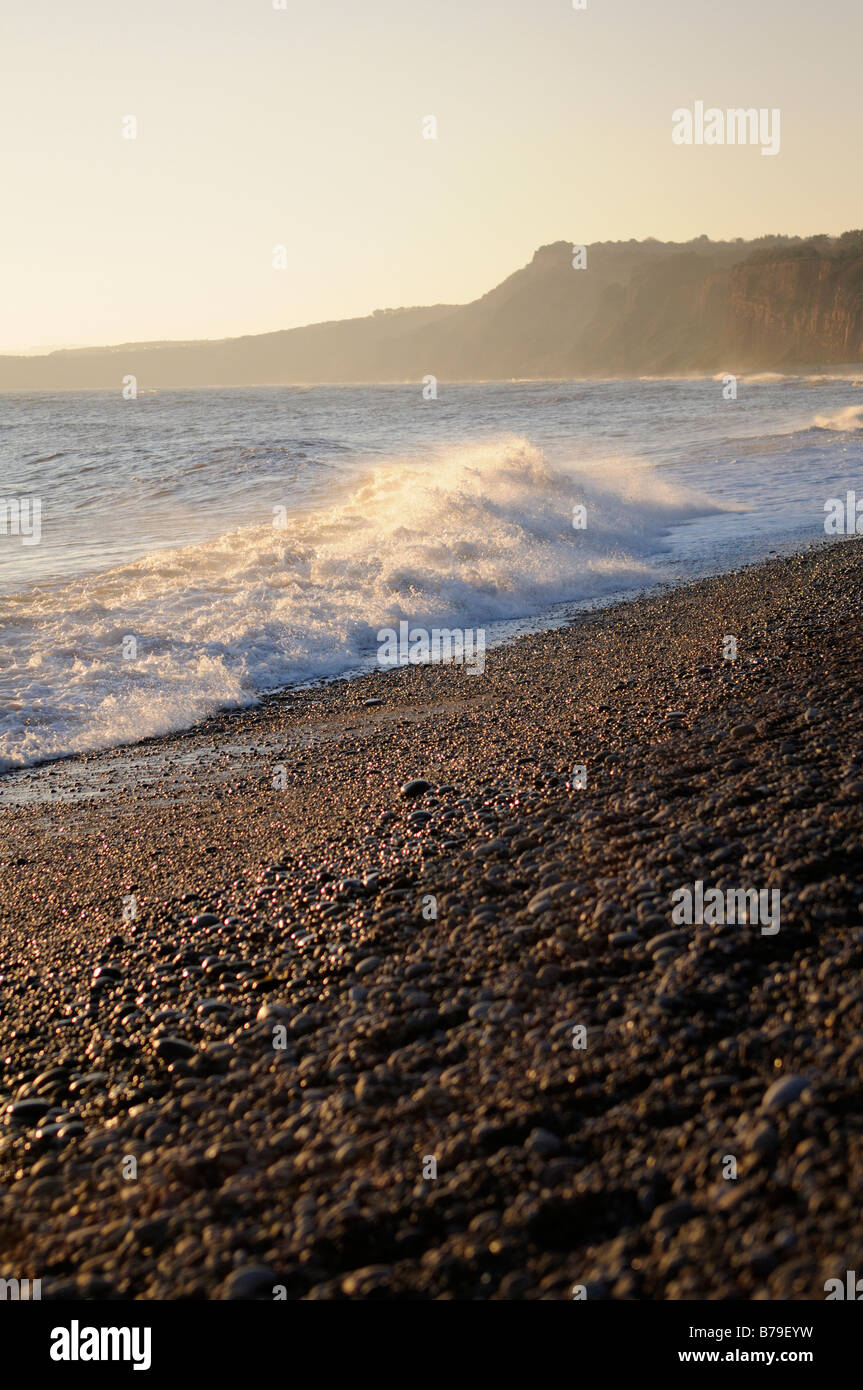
(355, 956, 381, 978)
(256, 1002, 293, 1022)
(646, 931, 687, 955)
(400, 779, 433, 798)
(526, 889, 555, 915)
(526, 1128, 561, 1156)
(222, 1266, 277, 1300)
(760, 1075, 811, 1112)
(154, 1037, 197, 1063)
(7, 1099, 53, 1125)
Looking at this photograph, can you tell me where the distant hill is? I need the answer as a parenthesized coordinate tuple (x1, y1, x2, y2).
(3, 233, 863, 388)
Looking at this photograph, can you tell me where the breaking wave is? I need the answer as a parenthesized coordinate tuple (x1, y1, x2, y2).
(0, 436, 730, 770)
(813, 404, 863, 432)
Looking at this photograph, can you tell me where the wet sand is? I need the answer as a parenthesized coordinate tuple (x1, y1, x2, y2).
(0, 538, 861, 1299)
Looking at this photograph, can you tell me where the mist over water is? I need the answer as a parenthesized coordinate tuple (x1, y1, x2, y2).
(1, 377, 861, 771)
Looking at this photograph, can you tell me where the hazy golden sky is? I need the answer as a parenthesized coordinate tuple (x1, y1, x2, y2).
(1, 0, 859, 351)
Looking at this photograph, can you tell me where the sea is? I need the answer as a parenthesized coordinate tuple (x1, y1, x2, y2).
(1, 375, 861, 772)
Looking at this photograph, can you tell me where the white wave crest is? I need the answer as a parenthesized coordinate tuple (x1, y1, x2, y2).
(0, 436, 731, 770)
(813, 404, 863, 432)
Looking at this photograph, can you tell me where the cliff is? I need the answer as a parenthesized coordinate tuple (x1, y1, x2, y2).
(2, 233, 862, 388)
(720, 251, 863, 364)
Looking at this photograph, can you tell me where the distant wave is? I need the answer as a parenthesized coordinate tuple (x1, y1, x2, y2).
(740, 372, 789, 385)
(713, 402, 863, 451)
(711, 372, 863, 388)
(0, 436, 732, 771)
(813, 404, 863, 432)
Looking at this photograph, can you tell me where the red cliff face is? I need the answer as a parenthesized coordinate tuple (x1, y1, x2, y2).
(721, 257, 863, 365)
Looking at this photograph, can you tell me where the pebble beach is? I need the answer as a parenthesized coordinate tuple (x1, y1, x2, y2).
(1, 537, 861, 1300)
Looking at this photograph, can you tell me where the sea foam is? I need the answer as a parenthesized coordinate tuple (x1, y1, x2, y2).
(0, 436, 728, 770)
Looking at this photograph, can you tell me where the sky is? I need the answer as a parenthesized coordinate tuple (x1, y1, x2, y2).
(1, 0, 860, 351)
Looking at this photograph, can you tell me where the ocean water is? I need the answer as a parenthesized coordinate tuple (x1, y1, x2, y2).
(1, 375, 861, 772)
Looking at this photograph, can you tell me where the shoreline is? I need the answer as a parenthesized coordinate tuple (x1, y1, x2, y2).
(3, 366, 863, 392)
(0, 533, 834, 795)
(1, 538, 861, 1299)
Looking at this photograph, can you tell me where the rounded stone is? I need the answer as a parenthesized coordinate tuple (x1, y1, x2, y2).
(400, 779, 433, 798)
